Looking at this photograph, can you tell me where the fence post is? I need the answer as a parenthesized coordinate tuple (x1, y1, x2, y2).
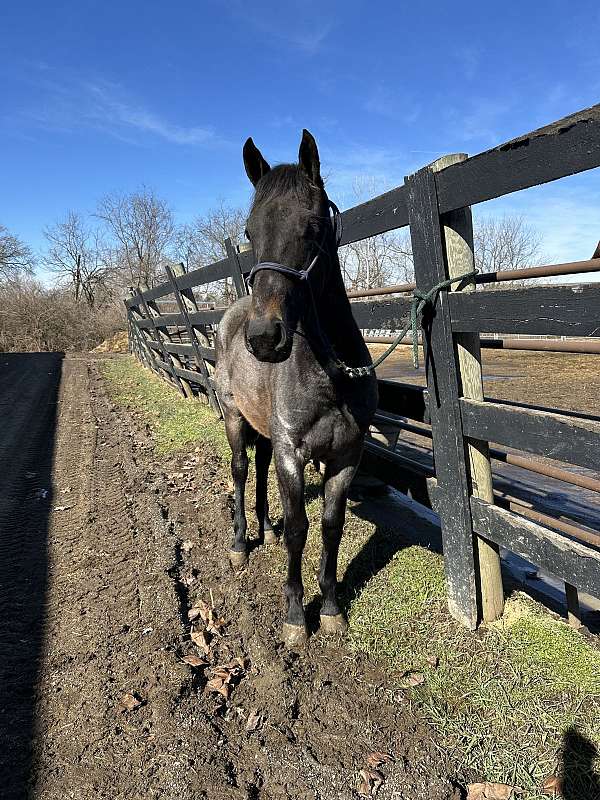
(127, 289, 153, 370)
(164, 262, 221, 414)
(138, 283, 186, 396)
(405, 163, 480, 629)
(225, 238, 249, 299)
(432, 154, 504, 623)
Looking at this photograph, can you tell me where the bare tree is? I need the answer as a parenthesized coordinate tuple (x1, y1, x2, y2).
(174, 201, 246, 303)
(43, 212, 111, 307)
(473, 214, 542, 284)
(96, 187, 174, 288)
(0, 225, 35, 283)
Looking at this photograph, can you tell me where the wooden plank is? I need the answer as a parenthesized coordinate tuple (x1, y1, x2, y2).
(436, 103, 600, 213)
(449, 283, 600, 337)
(338, 185, 409, 245)
(225, 238, 248, 298)
(565, 582, 582, 628)
(377, 380, 429, 423)
(136, 308, 226, 329)
(460, 398, 600, 474)
(361, 440, 440, 511)
(165, 263, 220, 412)
(147, 340, 215, 361)
(351, 297, 412, 330)
(434, 152, 503, 623)
(172, 365, 209, 387)
(176, 256, 233, 292)
(470, 498, 600, 600)
(405, 164, 480, 629)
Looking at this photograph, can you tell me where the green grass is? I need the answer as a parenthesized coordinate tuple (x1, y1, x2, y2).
(100, 356, 228, 457)
(101, 356, 600, 797)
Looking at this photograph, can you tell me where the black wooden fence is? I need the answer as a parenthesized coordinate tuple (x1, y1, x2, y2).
(126, 103, 600, 630)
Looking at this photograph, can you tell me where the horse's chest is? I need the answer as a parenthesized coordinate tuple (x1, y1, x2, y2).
(276, 405, 360, 461)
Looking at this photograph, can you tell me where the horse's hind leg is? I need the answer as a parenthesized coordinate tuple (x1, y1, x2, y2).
(319, 452, 361, 635)
(255, 435, 276, 544)
(274, 448, 308, 647)
(223, 410, 250, 566)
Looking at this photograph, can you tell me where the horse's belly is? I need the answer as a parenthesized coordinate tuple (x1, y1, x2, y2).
(234, 390, 271, 439)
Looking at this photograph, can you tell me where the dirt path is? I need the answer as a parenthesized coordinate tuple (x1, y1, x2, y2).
(0, 353, 457, 800)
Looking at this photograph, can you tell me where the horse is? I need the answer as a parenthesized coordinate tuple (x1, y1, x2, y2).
(215, 130, 378, 647)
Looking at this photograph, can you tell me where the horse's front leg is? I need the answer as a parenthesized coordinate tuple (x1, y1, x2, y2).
(319, 448, 362, 635)
(223, 411, 250, 567)
(274, 446, 308, 647)
(255, 434, 276, 544)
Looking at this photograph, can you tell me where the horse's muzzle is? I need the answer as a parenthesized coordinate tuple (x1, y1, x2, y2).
(245, 316, 289, 362)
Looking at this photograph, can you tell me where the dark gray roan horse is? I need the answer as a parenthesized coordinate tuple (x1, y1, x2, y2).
(215, 130, 378, 647)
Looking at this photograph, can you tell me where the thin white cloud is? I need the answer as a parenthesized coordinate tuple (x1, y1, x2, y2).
(8, 68, 219, 147)
(364, 84, 422, 124)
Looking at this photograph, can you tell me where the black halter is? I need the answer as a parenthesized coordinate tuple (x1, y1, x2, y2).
(246, 200, 342, 288)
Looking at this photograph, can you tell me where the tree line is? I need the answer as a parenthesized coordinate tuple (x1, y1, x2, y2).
(0, 183, 542, 352)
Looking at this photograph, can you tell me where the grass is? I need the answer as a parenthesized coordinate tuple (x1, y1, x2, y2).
(99, 356, 228, 458)
(101, 355, 600, 798)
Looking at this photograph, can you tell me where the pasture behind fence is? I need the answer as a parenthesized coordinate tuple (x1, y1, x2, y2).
(126, 102, 600, 630)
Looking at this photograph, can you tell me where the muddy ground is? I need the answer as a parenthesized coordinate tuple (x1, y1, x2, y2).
(0, 353, 461, 800)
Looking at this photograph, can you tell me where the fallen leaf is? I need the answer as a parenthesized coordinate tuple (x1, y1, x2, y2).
(245, 708, 262, 732)
(467, 783, 517, 800)
(118, 691, 143, 712)
(541, 775, 563, 796)
(399, 671, 425, 688)
(190, 628, 211, 654)
(358, 768, 384, 797)
(366, 752, 395, 769)
(181, 654, 206, 667)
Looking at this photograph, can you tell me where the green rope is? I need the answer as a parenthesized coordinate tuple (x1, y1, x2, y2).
(337, 269, 479, 378)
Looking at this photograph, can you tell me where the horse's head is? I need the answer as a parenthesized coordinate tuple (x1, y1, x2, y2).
(242, 129, 335, 363)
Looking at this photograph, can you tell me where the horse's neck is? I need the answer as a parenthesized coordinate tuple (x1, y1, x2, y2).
(309, 252, 368, 363)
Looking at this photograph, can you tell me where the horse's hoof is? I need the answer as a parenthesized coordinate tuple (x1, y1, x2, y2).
(229, 548, 248, 568)
(264, 528, 278, 545)
(320, 613, 348, 635)
(281, 623, 308, 649)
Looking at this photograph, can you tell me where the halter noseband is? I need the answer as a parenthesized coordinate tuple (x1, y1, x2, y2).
(246, 200, 342, 288)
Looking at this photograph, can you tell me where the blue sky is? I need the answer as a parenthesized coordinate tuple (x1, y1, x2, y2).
(2, 0, 600, 275)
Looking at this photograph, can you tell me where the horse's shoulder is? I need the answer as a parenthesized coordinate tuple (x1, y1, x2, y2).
(217, 297, 251, 350)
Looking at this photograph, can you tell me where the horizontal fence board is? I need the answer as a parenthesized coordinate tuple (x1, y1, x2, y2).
(339, 185, 409, 245)
(362, 440, 440, 509)
(436, 103, 600, 213)
(126, 283, 172, 307)
(176, 257, 232, 291)
(460, 399, 600, 473)
(172, 365, 209, 388)
(147, 340, 215, 361)
(449, 283, 600, 336)
(471, 498, 600, 599)
(137, 309, 225, 328)
(377, 380, 430, 423)
(351, 297, 412, 330)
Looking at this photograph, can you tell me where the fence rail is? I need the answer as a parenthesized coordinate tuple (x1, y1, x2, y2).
(126, 102, 600, 630)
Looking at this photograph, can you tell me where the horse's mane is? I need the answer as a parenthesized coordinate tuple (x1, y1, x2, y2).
(252, 164, 322, 208)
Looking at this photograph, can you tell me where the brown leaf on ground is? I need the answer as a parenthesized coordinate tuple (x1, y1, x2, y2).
(117, 691, 144, 713)
(181, 653, 206, 668)
(245, 709, 262, 732)
(466, 783, 518, 800)
(366, 752, 395, 769)
(398, 671, 425, 688)
(190, 628, 211, 654)
(358, 768, 384, 797)
(541, 775, 563, 796)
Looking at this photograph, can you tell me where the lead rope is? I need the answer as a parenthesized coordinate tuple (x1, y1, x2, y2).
(329, 270, 479, 378)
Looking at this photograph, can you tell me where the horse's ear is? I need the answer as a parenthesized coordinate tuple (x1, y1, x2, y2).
(243, 137, 270, 187)
(299, 129, 322, 186)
